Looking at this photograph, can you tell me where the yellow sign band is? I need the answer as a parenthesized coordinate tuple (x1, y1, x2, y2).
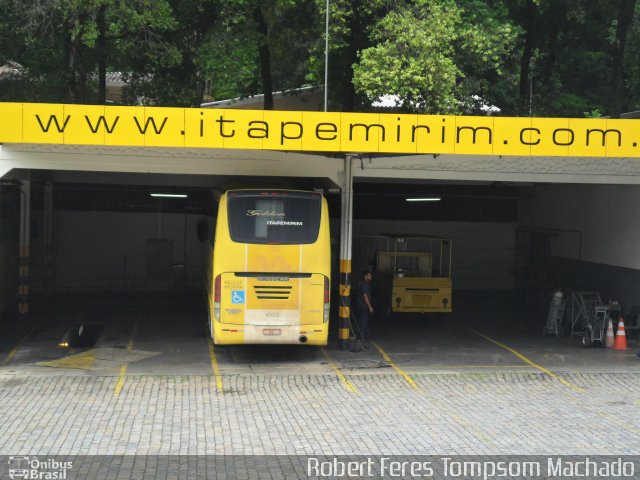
(1, 103, 639, 157)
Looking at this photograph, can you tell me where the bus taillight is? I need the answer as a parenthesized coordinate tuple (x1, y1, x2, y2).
(214, 274, 221, 321)
(323, 276, 330, 323)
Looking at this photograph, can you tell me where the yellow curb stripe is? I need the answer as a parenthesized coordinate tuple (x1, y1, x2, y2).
(371, 342, 420, 389)
(321, 348, 358, 394)
(207, 339, 223, 392)
(113, 318, 140, 396)
(466, 327, 584, 393)
(1, 320, 43, 366)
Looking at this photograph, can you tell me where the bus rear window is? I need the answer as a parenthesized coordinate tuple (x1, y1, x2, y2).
(227, 192, 322, 245)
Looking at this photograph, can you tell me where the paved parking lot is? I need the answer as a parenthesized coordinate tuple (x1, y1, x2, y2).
(1, 293, 639, 462)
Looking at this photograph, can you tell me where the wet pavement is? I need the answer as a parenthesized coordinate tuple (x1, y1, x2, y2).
(0, 292, 638, 460)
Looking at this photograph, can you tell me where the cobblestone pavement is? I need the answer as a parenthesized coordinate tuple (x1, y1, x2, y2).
(1, 370, 639, 456)
(2, 293, 640, 480)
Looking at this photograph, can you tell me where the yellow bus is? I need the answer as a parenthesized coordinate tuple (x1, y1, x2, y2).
(207, 189, 331, 345)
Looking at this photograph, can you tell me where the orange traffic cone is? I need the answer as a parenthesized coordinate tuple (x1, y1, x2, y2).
(614, 317, 628, 350)
(605, 319, 615, 348)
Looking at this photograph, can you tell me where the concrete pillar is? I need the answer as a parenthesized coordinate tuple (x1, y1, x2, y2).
(18, 179, 31, 314)
(337, 154, 355, 350)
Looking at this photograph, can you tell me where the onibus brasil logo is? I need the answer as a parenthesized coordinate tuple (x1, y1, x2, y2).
(8, 456, 73, 480)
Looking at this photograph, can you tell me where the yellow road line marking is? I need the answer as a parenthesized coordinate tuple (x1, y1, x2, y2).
(126, 320, 139, 351)
(429, 397, 497, 446)
(371, 342, 420, 389)
(113, 364, 128, 396)
(1, 320, 43, 366)
(468, 329, 640, 436)
(465, 327, 584, 393)
(2, 346, 22, 367)
(207, 339, 223, 392)
(321, 348, 358, 394)
(431, 365, 526, 369)
(592, 407, 640, 434)
(114, 318, 140, 396)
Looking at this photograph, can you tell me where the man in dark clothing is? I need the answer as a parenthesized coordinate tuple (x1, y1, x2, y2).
(356, 271, 373, 342)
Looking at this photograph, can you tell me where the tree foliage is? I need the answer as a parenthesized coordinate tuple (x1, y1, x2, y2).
(352, 0, 517, 113)
(0, 0, 637, 115)
(0, 0, 180, 103)
(508, 0, 639, 117)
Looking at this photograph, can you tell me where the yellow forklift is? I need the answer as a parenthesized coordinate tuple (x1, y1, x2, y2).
(373, 235, 452, 317)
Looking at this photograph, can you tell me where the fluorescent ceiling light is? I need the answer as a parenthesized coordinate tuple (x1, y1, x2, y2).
(405, 197, 441, 202)
(150, 193, 188, 198)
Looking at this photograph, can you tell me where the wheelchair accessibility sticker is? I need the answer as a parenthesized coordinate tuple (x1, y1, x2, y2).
(231, 290, 245, 304)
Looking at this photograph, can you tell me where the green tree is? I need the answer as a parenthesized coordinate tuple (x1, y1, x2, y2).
(0, 0, 180, 104)
(195, 7, 260, 103)
(624, 3, 640, 111)
(352, 0, 517, 114)
(125, 0, 321, 107)
(2, 0, 633, 115)
(610, 0, 638, 116)
(313, 0, 390, 111)
(118, 0, 213, 106)
(0, 0, 103, 102)
(509, 0, 638, 117)
(201, 0, 322, 109)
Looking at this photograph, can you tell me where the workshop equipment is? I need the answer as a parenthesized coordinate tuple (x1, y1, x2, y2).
(543, 290, 565, 337)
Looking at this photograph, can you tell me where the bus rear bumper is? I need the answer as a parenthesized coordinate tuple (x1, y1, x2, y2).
(392, 307, 453, 313)
(213, 322, 328, 346)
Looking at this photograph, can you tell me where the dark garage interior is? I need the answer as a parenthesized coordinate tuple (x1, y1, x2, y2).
(2, 171, 639, 345)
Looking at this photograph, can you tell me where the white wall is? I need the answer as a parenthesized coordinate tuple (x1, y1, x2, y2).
(53, 211, 211, 291)
(520, 184, 640, 268)
(46, 213, 517, 293)
(351, 220, 516, 290)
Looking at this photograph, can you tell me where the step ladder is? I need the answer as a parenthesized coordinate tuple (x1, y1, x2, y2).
(543, 291, 566, 337)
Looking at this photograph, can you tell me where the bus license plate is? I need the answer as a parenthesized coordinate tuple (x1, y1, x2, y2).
(263, 328, 281, 336)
